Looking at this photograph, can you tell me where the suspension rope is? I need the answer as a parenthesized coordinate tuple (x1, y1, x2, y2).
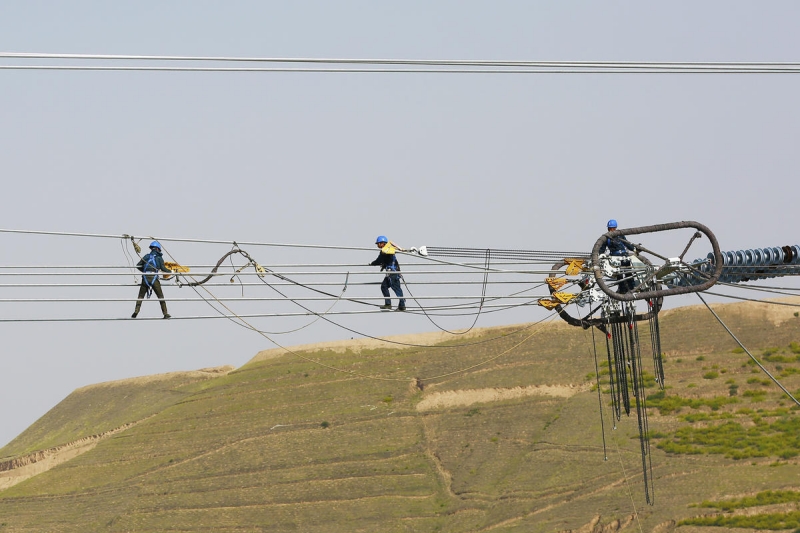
(4, 54, 800, 70)
(5, 63, 800, 75)
(696, 293, 800, 406)
(148, 240, 559, 350)
(400, 249, 492, 336)
(155, 242, 560, 382)
(0, 228, 593, 263)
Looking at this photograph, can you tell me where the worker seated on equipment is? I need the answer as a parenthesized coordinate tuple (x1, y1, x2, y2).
(369, 235, 407, 311)
(599, 219, 637, 294)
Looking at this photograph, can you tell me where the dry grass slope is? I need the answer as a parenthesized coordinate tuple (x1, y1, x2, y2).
(0, 299, 798, 532)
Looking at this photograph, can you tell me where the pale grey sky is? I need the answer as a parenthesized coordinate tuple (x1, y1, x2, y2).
(1, 2, 799, 447)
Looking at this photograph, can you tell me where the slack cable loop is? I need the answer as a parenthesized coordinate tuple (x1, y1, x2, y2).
(401, 279, 483, 335)
(696, 293, 800, 407)
(159, 244, 408, 381)
(399, 256, 555, 335)
(161, 242, 559, 382)
(160, 241, 555, 350)
(247, 273, 352, 335)
(251, 270, 355, 335)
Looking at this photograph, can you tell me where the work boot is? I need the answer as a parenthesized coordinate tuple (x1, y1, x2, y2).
(379, 304, 392, 310)
(163, 314, 172, 319)
(396, 305, 406, 312)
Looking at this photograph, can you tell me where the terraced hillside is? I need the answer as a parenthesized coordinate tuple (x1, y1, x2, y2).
(0, 299, 799, 532)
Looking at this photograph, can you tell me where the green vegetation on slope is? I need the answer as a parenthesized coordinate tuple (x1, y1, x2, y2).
(0, 368, 231, 458)
(679, 511, 800, 530)
(696, 489, 800, 510)
(655, 415, 800, 459)
(0, 299, 799, 532)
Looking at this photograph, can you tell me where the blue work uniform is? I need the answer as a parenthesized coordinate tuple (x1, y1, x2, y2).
(599, 234, 637, 293)
(370, 242, 406, 309)
(599, 235, 636, 256)
(133, 249, 172, 317)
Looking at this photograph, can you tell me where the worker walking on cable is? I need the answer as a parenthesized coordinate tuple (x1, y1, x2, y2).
(599, 219, 637, 294)
(131, 241, 173, 319)
(369, 236, 407, 311)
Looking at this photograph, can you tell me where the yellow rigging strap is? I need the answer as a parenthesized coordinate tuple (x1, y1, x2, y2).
(537, 298, 560, 310)
(163, 261, 190, 280)
(538, 291, 577, 310)
(552, 291, 576, 304)
(564, 259, 586, 276)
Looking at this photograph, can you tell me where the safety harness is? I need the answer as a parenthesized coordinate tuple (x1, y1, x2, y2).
(142, 253, 159, 298)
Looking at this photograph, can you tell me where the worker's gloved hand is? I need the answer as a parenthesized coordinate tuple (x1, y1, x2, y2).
(410, 247, 418, 254)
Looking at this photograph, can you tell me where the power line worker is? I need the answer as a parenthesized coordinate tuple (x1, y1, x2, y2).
(131, 241, 173, 319)
(369, 236, 407, 311)
(599, 219, 637, 294)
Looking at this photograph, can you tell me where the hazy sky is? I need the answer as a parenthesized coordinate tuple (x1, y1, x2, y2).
(1, 2, 799, 448)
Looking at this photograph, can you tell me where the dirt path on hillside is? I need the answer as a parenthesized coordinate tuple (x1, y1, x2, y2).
(416, 384, 589, 412)
(0, 417, 152, 491)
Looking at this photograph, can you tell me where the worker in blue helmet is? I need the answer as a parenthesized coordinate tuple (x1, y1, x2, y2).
(369, 236, 407, 311)
(599, 220, 637, 294)
(131, 241, 173, 319)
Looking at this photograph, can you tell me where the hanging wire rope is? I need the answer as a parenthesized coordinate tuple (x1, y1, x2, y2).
(147, 240, 560, 382)
(78, 236, 554, 351)
(0, 298, 549, 323)
(400, 250, 491, 335)
(4, 53, 800, 67)
(2, 54, 800, 74)
(696, 293, 800, 407)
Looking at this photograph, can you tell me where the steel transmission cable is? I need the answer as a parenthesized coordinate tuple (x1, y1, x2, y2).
(158, 243, 561, 382)
(696, 293, 800, 407)
(3, 54, 800, 74)
(146, 242, 558, 350)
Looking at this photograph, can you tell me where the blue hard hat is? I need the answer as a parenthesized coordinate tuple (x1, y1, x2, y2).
(375, 235, 388, 244)
(149, 240, 162, 250)
(607, 220, 618, 229)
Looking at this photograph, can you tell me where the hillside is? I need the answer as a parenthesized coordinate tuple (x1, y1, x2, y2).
(0, 299, 799, 532)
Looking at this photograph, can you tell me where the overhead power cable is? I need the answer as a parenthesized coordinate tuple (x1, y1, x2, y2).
(0, 300, 543, 323)
(0, 280, 546, 288)
(424, 246, 589, 262)
(0, 269, 561, 276)
(697, 293, 800, 407)
(0, 228, 371, 251)
(0, 294, 555, 303)
(0, 229, 590, 267)
(2, 54, 800, 74)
